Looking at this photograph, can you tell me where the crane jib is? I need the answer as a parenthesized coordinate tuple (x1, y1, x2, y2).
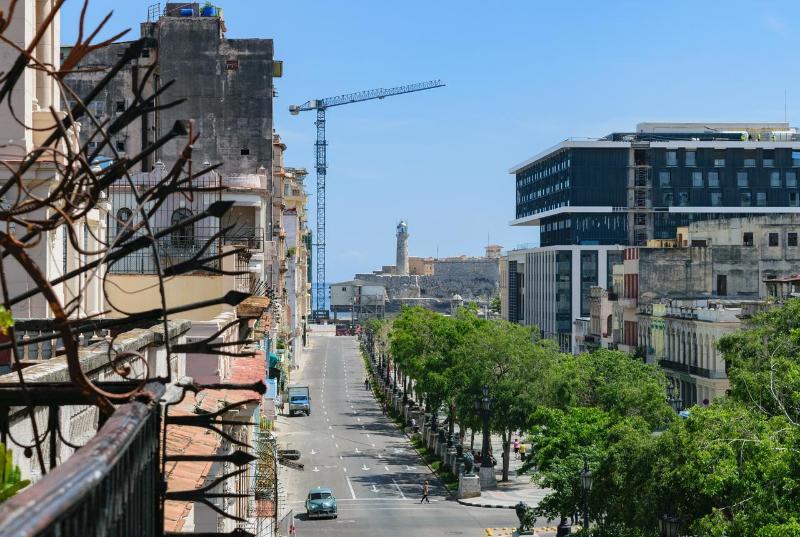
(289, 79, 445, 315)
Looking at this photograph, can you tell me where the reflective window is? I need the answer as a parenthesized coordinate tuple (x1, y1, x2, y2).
(741, 192, 751, 206)
(708, 171, 720, 187)
(789, 232, 798, 247)
(692, 171, 703, 187)
(771, 171, 782, 187)
(714, 158, 725, 167)
(659, 171, 671, 187)
(678, 191, 689, 206)
(756, 192, 767, 206)
(662, 192, 673, 205)
(666, 151, 677, 166)
(685, 151, 696, 167)
(787, 172, 797, 187)
(710, 191, 722, 206)
(793, 151, 800, 167)
(737, 171, 749, 187)
(791, 192, 799, 207)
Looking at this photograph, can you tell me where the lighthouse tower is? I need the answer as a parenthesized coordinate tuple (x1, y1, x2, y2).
(395, 220, 409, 276)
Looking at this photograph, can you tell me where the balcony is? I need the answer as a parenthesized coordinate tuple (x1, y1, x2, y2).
(223, 226, 265, 252)
(658, 359, 727, 379)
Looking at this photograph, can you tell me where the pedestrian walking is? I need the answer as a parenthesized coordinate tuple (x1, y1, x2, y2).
(420, 480, 430, 504)
(519, 442, 527, 462)
(513, 438, 521, 459)
(364, 378, 370, 390)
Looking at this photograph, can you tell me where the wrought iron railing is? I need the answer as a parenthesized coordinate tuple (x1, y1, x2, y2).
(0, 383, 164, 537)
(223, 227, 265, 252)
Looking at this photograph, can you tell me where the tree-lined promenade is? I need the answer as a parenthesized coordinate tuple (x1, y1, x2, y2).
(363, 303, 800, 537)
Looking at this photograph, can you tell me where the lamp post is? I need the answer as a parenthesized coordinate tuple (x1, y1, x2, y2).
(667, 381, 683, 413)
(474, 385, 492, 469)
(579, 461, 593, 531)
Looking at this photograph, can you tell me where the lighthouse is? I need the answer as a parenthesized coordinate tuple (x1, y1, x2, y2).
(395, 220, 409, 276)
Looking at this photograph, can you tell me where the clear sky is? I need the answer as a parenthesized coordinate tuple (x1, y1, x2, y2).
(61, 0, 800, 282)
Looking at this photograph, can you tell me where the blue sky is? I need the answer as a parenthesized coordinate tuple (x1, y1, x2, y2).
(61, 1, 800, 282)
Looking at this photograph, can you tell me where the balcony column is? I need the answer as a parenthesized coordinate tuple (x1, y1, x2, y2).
(85, 223, 100, 317)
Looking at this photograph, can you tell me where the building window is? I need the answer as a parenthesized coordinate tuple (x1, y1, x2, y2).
(115, 140, 126, 152)
(793, 150, 800, 167)
(685, 151, 696, 166)
(787, 172, 797, 187)
(788, 232, 798, 247)
(764, 150, 774, 167)
(756, 192, 767, 206)
(666, 151, 677, 167)
(171, 207, 194, 247)
(692, 171, 703, 187)
(790, 191, 799, 206)
(769, 232, 779, 246)
(737, 171, 749, 187)
(743, 232, 754, 246)
(678, 191, 689, 206)
(744, 156, 756, 168)
(115, 100, 125, 113)
(659, 171, 671, 187)
(241, 148, 250, 155)
(717, 274, 727, 296)
(115, 207, 132, 237)
(741, 192, 751, 206)
(662, 192, 673, 206)
(770, 171, 781, 187)
(714, 158, 725, 167)
(710, 191, 722, 206)
(708, 171, 720, 187)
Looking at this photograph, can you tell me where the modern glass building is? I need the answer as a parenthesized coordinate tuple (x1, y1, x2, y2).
(504, 123, 800, 352)
(510, 123, 800, 247)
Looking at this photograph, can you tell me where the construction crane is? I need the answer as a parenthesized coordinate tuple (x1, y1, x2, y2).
(290, 80, 445, 318)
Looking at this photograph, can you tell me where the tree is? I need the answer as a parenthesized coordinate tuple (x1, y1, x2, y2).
(454, 319, 556, 481)
(489, 295, 501, 314)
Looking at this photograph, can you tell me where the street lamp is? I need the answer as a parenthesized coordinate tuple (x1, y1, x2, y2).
(579, 461, 593, 530)
(658, 513, 680, 537)
(474, 384, 493, 468)
(667, 381, 683, 413)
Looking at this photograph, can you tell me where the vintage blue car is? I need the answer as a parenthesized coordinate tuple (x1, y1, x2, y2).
(306, 487, 337, 519)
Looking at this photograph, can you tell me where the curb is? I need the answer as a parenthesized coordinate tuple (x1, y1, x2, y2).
(457, 498, 516, 509)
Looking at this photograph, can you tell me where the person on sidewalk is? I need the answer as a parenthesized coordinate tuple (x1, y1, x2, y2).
(519, 442, 527, 462)
(513, 438, 521, 459)
(420, 480, 430, 504)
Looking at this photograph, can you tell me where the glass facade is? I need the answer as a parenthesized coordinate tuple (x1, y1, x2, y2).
(556, 251, 572, 336)
(580, 251, 598, 317)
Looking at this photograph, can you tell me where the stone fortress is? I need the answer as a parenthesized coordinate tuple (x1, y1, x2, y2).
(353, 221, 502, 313)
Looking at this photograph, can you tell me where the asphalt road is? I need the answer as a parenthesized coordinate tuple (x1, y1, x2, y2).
(277, 331, 525, 537)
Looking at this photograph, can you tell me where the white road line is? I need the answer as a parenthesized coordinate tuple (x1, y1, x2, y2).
(361, 464, 370, 471)
(384, 465, 390, 472)
(392, 479, 406, 500)
(346, 476, 357, 499)
(366, 434, 370, 438)
(335, 443, 339, 449)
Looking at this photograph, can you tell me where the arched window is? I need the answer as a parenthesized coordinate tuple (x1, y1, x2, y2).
(171, 207, 194, 247)
(116, 207, 132, 237)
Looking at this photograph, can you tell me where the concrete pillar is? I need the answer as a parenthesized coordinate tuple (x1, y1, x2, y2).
(36, 0, 54, 110)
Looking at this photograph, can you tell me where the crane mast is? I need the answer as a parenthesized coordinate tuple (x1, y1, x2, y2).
(290, 80, 445, 318)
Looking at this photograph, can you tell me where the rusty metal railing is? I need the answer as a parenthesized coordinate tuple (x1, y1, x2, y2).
(0, 383, 164, 537)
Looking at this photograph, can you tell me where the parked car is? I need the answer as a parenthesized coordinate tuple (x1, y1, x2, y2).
(306, 487, 337, 519)
(335, 324, 348, 336)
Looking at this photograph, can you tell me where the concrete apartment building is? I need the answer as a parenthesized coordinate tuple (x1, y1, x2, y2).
(503, 122, 800, 352)
(574, 214, 800, 406)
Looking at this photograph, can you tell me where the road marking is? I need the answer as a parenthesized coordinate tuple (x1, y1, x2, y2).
(371, 484, 379, 493)
(343, 467, 348, 473)
(326, 418, 330, 422)
(312, 466, 319, 472)
(355, 448, 360, 454)
(404, 465, 416, 471)
(340, 455, 343, 460)
(311, 449, 317, 455)
(384, 465, 390, 472)
(331, 434, 334, 438)
(392, 479, 406, 499)
(346, 476, 357, 499)
(361, 464, 370, 471)
(371, 443, 376, 447)
(335, 444, 339, 449)
(366, 434, 370, 438)
(328, 426, 332, 430)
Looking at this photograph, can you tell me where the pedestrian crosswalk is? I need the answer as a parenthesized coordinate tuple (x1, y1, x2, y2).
(484, 526, 561, 536)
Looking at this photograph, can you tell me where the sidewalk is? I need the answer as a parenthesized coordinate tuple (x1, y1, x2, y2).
(457, 435, 550, 509)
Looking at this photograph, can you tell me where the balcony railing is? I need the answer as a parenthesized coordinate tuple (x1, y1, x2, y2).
(658, 359, 727, 379)
(108, 228, 221, 274)
(0, 382, 165, 537)
(223, 227, 265, 252)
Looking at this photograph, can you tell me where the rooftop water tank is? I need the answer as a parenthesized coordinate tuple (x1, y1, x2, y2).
(179, 7, 193, 16)
(201, 5, 217, 16)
